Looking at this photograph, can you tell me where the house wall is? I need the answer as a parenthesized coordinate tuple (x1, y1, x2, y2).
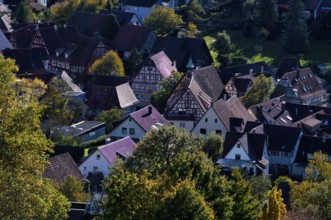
(80, 126, 106, 143)
(191, 108, 227, 139)
(168, 119, 194, 132)
(79, 150, 110, 177)
(225, 142, 251, 161)
(110, 117, 145, 141)
(125, 4, 158, 21)
(129, 14, 143, 26)
(140, 31, 156, 54)
(132, 65, 163, 105)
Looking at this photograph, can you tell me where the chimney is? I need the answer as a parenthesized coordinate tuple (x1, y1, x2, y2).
(172, 60, 176, 67)
(148, 105, 152, 115)
(54, 24, 58, 31)
(261, 65, 264, 73)
(105, 138, 111, 144)
(64, 24, 67, 29)
(281, 101, 286, 112)
(295, 108, 298, 116)
(223, 93, 227, 100)
(296, 68, 300, 78)
(249, 68, 253, 74)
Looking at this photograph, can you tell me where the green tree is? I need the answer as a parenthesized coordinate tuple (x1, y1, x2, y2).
(305, 151, 331, 182)
(58, 176, 90, 202)
(242, 0, 260, 37)
(181, 0, 206, 23)
(150, 71, 183, 113)
(50, 0, 81, 21)
(203, 133, 223, 162)
(259, 0, 279, 39)
(14, 0, 36, 23)
(250, 175, 272, 202)
(0, 57, 69, 219)
(123, 48, 143, 77)
(261, 187, 286, 220)
(103, 164, 159, 219)
(144, 6, 184, 36)
(89, 50, 125, 76)
(186, 22, 198, 38)
(213, 31, 234, 67)
(241, 74, 274, 107)
(127, 126, 203, 176)
(231, 170, 260, 220)
(282, 0, 309, 54)
(159, 179, 215, 220)
(94, 108, 123, 133)
(100, 14, 120, 40)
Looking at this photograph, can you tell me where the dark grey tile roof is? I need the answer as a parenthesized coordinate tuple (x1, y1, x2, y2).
(43, 152, 84, 184)
(277, 57, 301, 79)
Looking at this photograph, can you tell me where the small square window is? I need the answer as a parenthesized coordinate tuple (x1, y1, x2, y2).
(215, 119, 218, 123)
(130, 128, 135, 135)
(235, 154, 241, 160)
(200, 128, 206, 134)
(216, 130, 222, 135)
(122, 128, 127, 134)
(205, 118, 208, 122)
(237, 144, 240, 148)
(96, 154, 100, 160)
(180, 122, 185, 128)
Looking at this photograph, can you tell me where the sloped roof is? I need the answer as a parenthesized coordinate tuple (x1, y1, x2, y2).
(98, 136, 135, 165)
(86, 76, 137, 112)
(227, 74, 255, 96)
(2, 48, 47, 74)
(112, 24, 154, 52)
(151, 37, 213, 71)
(0, 29, 12, 51)
(221, 61, 267, 84)
(166, 66, 225, 113)
(43, 152, 84, 184)
(222, 131, 266, 162)
(68, 12, 118, 38)
(150, 51, 177, 78)
(60, 71, 83, 93)
(130, 105, 168, 132)
(281, 68, 326, 100)
(116, 82, 139, 108)
(120, 0, 159, 7)
(213, 96, 255, 130)
(100, 10, 140, 26)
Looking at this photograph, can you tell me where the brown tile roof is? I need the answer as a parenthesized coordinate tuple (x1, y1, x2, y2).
(213, 96, 255, 130)
(282, 68, 326, 100)
(43, 152, 84, 184)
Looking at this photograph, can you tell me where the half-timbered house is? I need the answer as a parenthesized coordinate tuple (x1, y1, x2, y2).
(131, 51, 177, 106)
(30, 25, 107, 82)
(165, 66, 227, 127)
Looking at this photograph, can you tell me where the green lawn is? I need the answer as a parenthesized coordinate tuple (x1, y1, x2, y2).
(203, 30, 331, 67)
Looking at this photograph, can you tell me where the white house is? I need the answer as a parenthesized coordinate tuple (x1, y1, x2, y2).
(120, 0, 162, 21)
(192, 96, 255, 138)
(110, 105, 168, 141)
(218, 132, 269, 176)
(79, 136, 135, 177)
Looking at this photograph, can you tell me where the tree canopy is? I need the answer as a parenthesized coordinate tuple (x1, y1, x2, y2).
(14, 0, 36, 24)
(282, 0, 309, 54)
(241, 74, 274, 107)
(0, 56, 69, 219)
(89, 50, 125, 76)
(144, 6, 184, 36)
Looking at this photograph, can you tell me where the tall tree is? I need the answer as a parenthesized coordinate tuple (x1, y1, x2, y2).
(213, 31, 234, 67)
(123, 48, 143, 77)
(230, 170, 260, 220)
(242, 0, 260, 37)
(305, 151, 331, 182)
(14, 0, 36, 23)
(144, 6, 184, 36)
(203, 133, 223, 162)
(100, 14, 120, 40)
(241, 74, 274, 107)
(58, 176, 90, 202)
(0, 56, 69, 219)
(159, 179, 215, 220)
(282, 0, 309, 54)
(261, 187, 286, 220)
(89, 50, 125, 76)
(259, 0, 279, 39)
